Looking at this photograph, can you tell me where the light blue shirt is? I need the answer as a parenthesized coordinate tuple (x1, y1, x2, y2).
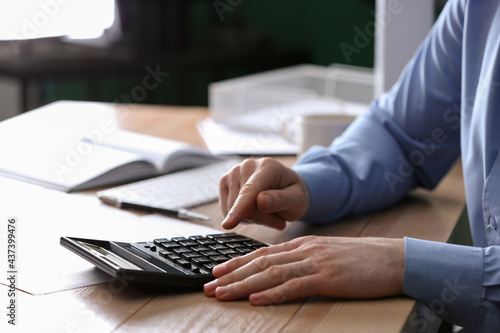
(293, 0, 500, 330)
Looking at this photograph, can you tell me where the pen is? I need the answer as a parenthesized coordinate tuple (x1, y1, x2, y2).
(98, 195, 210, 221)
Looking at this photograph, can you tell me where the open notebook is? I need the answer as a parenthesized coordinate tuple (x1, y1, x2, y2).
(0, 101, 222, 192)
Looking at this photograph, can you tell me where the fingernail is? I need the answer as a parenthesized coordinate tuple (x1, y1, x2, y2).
(221, 218, 230, 229)
(249, 293, 265, 305)
(215, 286, 230, 300)
(260, 193, 273, 211)
(212, 263, 228, 277)
(204, 280, 218, 296)
(221, 210, 233, 229)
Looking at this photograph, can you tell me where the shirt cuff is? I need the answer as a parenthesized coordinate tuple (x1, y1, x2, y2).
(403, 237, 483, 328)
(292, 146, 349, 224)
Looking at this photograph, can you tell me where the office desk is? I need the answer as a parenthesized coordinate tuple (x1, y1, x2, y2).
(1, 103, 465, 332)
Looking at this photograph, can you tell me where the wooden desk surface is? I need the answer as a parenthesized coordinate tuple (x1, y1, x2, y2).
(3, 103, 466, 333)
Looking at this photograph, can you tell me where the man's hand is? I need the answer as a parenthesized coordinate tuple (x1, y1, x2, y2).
(219, 158, 310, 230)
(204, 236, 405, 305)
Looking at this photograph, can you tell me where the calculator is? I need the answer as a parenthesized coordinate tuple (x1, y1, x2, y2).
(60, 233, 268, 291)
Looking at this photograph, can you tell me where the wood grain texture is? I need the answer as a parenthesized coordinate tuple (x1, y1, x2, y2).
(9, 103, 466, 332)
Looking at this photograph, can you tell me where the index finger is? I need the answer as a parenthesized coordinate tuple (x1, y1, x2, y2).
(220, 173, 262, 229)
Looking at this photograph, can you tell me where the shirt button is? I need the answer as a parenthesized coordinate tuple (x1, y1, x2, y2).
(487, 216, 497, 231)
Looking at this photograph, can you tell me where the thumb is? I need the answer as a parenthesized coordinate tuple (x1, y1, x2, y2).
(256, 190, 285, 213)
(256, 183, 309, 221)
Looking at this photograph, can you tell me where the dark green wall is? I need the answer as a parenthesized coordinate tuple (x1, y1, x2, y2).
(49, 0, 375, 106)
(237, 0, 375, 67)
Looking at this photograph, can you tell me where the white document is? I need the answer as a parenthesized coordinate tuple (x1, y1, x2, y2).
(197, 118, 298, 156)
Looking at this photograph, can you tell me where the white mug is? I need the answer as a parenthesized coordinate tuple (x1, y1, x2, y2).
(283, 114, 355, 155)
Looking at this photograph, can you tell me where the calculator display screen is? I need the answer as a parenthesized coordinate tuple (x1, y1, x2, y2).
(77, 241, 141, 270)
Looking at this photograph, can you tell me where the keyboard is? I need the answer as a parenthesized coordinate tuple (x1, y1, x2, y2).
(97, 158, 241, 210)
(60, 232, 268, 290)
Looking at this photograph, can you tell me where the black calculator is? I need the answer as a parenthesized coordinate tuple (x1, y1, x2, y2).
(60, 233, 268, 291)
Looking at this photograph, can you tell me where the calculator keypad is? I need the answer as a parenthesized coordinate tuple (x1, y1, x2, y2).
(131, 233, 267, 276)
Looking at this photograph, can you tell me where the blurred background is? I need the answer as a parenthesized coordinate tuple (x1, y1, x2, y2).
(0, 0, 445, 120)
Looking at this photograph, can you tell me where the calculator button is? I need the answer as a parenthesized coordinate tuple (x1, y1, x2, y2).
(168, 254, 182, 261)
(192, 257, 212, 266)
(182, 252, 202, 259)
(161, 242, 181, 249)
(216, 237, 251, 243)
(154, 238, 170, 245)
(189, 235, 205, 240)
(244, 241, 267, 247)
(209, 244, 228, 250)
(176, 259, 191, 268)
(237, 247, 254, 254)
(173, 247, 192, 254)
(198, 269, 211, 275)
(158, 250, 173, 258)
(203, 263, 218, 271)
(201, 250, 219, 257)
(191, 246, 211, 252)
(227, 243, 246, 249)
(197, 239, 217, 245)
(219, 249, 238, 255)
(207, 233, 239, 239)
(179, 240, 199, 247)
(172, 237, 188, 242)
(210, 255, 229, 264)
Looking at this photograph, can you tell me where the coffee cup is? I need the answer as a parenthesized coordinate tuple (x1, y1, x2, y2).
(282, 113, 355, 155)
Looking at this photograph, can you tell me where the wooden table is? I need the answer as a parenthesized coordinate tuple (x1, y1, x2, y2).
(2, 103, 466, 332)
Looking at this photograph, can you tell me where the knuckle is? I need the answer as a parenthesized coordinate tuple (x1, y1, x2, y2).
(220, 271, 237, 285)
(240, 158, 257, 172)
(288, 236, 313, 248)
(219, 172, 230, 187)
(252, 255, 271, 271)
(265, 265, 282, 281)
(238, 277, 250, 290)
(219, 167, 240, 191)
(300, 258, 318, 276)
(240, 181, 257, 195)
(268, 287, 287, 305)
(287, 277, 303, 293)
(254, 246, 270, 257)
(228, 256, 246, 270)
(299, 235, 320, 244)
(258, 157, 275, 167)
(230, 163, 242, 173)
(293, 236, 324, 252)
